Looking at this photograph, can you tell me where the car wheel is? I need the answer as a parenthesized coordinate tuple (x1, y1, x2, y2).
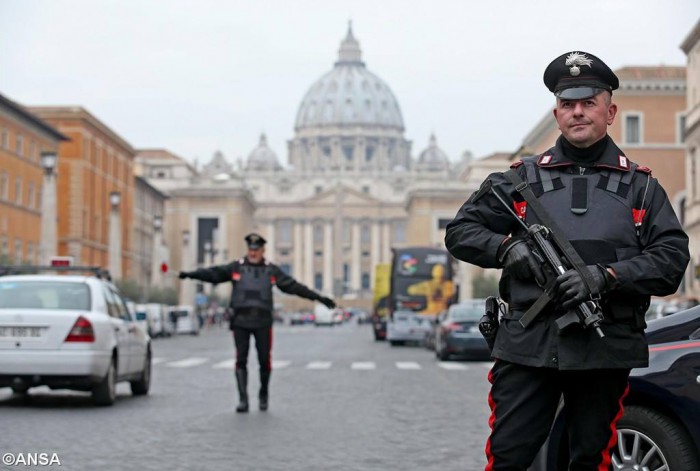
(389, 340, 404, 346)
(130, 350, 151, 396)
(93, 358, 117, 406)
(438, 348, 450, 361)
(611, 405, 699, 470)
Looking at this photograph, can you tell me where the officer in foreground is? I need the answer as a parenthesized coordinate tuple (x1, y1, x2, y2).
(445, 51, 689, 470)
(179, 233, 336, 413)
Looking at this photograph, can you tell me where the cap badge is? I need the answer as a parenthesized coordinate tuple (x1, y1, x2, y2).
(565, 52, 593, 77)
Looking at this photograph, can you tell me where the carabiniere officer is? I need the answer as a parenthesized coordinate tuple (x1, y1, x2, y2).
(445, 51, 689, 470)
(179, 233, 336, 413)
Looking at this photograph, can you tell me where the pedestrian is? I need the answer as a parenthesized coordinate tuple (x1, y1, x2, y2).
(445, 51, 689, 470)
(179, 233, 336, 413)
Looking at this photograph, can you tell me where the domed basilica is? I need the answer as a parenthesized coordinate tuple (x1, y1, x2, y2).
(137, 25, 478, 309)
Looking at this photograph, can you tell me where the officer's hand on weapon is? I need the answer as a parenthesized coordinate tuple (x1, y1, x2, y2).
(497, 237, 546, 286)
(552, 265, 617, 310)
(318, 296, 336, 309)
(178, 271, 191, 279)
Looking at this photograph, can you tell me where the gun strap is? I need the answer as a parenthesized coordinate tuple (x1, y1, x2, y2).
(519, 279, 555, 328)
(504, 169, 600, 300)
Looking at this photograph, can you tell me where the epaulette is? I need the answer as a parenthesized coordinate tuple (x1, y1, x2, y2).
(636, 166, 652, 175)
(510, 161, 524, 169)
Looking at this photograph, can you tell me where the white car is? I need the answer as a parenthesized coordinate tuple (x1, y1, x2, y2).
(168, 305, 199, 335)
(0, 273, 151, 406)
(314, 304, 335, 326)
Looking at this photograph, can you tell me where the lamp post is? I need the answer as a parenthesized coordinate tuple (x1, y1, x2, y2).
(203, 240, 213, 296)
(179, 229, 193, 306)
(150, 215, 163, 290)
(108, 191, 122, 280)
(39, 152, 58, 265)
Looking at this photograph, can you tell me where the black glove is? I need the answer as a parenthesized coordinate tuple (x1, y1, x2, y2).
(552, 265, 617, 310)
(497, 238, 545, 285)
(318, 296, 336, 309)
(178, 271, 190, 280)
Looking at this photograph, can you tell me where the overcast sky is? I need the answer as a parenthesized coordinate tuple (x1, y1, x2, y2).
(0, 1, 697, 166)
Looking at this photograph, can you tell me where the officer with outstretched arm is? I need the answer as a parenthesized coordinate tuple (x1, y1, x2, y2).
(179, 233, 336, 413)
(445, 51, 689, 470)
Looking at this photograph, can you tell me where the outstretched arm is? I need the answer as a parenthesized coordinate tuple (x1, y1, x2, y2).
(179, 262, 236, 285)
(273, 265, 335, 308)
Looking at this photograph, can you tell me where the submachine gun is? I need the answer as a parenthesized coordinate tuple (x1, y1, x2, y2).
(489, 170, 605, 338)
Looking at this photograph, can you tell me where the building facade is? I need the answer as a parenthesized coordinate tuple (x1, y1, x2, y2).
(138, 27, 476, 309)
(29, 106, 137, 280)
(681, 19, 700, 297)
(133, 176, 169, 291)
(0, 93, 66, 265)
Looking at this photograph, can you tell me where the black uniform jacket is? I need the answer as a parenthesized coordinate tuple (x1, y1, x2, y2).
(186, 257, 320, 329)
(445, 136, 689, 370)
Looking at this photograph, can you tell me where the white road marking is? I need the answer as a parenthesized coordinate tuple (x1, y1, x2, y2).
(306, 361, 332, 370)
(395, 361, 422, 370)
(437, 362, 469, 371)
(481, 362, 495, 369)
(272, 360, 291, 369)
(166, 357, 209, 368)
(152, 357, 167, 365)
(351, 362, 376, 370)
(212, 359, 236, 369)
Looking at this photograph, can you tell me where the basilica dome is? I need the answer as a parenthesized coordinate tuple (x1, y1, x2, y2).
(417, 134, 450, 170)
(247, 133, 281, 171)
(294, 25, 404, 131)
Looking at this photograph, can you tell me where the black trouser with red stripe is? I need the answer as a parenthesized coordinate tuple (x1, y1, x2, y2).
(233, 326, 273, 373)
(485, 360, 630, 471)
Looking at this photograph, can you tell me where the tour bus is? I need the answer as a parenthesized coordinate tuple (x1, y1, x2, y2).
(371, 264, 391, 341)
(386, 247, 457, 346)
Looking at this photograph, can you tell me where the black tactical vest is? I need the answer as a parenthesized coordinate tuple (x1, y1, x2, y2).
(231, 260, 275, 312)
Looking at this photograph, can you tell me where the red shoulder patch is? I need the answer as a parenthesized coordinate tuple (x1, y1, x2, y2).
(636, 166, 652, 175)
(510, 161, 524, 169)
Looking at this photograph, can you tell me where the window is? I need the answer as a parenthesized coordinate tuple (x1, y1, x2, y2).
(314, 273, 323, 291)
(365, 146, 374, 162)
(14, 239, 22, 263)
(624, 114, 641, 144)
(315, 185, 323, 194)
(26, 243, 34, 264)
(0, 172, 8, 200)
(14, 177, 22, 205)
(313, 224, 324, 244)
(343, 263, 349, 285)
(278, 220, 293, 244)
(393, 221, 406, 243)
(343, 145, 354, 161)
(15, 134, 24, 156)
(361, 224, 371, 244)
(361, 273, 370, 290)
(1, 236, 8, 259)
(362, 186, 370, 194)
(678, 114, 687, 144)
(279, 263, 291, 275)
(342, 221, 351, 244)
(28, 182, 35, 209)
(1, 128, 7, 149)
(29, 140, 36, 162)
(438, 218, 452, 230)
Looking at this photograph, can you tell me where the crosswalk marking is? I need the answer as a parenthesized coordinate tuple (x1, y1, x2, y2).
(437, 362, 469, 371)
(166, 357, 209, 368)
(306, 361, 332, 370)
(152, 357, 167, 365)
(351, 362, 376, 370)
(212, 359, 236, 369)
(395, 361, 421, 370)
(272, 360, 291, 369)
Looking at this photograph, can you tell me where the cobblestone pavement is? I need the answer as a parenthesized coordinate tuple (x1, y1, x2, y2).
(0, 322, 493, 471)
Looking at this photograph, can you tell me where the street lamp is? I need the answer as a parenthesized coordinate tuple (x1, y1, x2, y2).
(108, 191, 122, 279)
(39, 151, 58, 265)
(40, 151, 58, 175)
(109, 191, 121, 209)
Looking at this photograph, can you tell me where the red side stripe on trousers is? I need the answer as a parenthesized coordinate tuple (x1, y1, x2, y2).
(597, 383, 630, 471)
(484, 364, 497, 471)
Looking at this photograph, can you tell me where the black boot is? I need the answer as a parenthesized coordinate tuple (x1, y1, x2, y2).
(259, 370, 271, 411)
(235, 369, 249, 413)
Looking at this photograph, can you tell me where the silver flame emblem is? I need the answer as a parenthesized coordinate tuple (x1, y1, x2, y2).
(565, 52, 593, 77)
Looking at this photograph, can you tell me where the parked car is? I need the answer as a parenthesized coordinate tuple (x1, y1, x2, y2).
(135, 303, 171, 338)
(168, 305, 199, 335)
(434, 300, 489, 361)
(0, 270, 151, 406)
(314, 304, 336, 326)
(530, 306, 700, 470)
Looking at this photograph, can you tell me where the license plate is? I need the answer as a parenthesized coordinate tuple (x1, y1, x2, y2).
(0, 326, 43, 338)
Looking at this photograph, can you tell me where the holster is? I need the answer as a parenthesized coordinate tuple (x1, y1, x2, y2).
(479, 296, 502, 351)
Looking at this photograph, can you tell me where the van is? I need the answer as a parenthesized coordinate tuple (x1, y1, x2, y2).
(314, 303, 335, 326)
(169, 305, 199, 335)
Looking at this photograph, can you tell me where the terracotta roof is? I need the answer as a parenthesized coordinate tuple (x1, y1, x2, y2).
(615, 66, 685, 81)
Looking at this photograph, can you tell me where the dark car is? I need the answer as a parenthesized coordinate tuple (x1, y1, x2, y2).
(434, 300, 489, 361)
(530, 306, 700, 471)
